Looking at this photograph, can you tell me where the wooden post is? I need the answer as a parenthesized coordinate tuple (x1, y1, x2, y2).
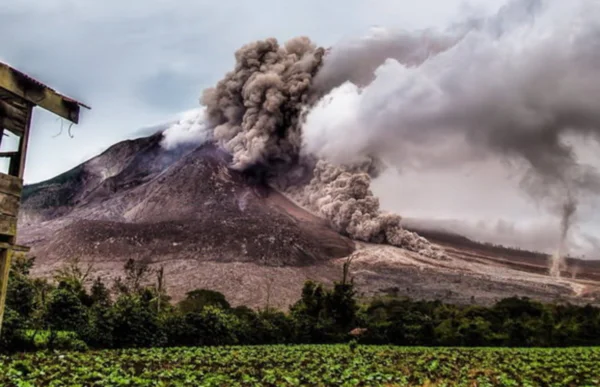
(0, 173, 23, 336)
(0, 248, 12, 332)
(9, 104, 32, 179)
(0, 106, 30, 338)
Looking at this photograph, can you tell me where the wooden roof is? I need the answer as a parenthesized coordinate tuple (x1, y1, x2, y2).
(0, 61, 90, 135)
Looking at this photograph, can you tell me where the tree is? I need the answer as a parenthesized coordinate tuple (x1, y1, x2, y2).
(165, 306, 238, 347)
(44, 285, 89, 348)
(90, 277, 111, 308)
(178, 289, 230, 314)
(114, 259, 153, 295)
(457, 317, 493, 346)
(45, 285, 88, 331)
(290, 281, 328, 343)
(5, 256, 36, 322)
(53, 256, 93, 290)
(0, 309, 26, 352)
(111, 293, 165, 348)
(82, 303, 115, 349)
(81, 277, 114, 348)
(256, 309, 293, 344)
(326, 282, 358, 334)
(26, 278, 54, 345)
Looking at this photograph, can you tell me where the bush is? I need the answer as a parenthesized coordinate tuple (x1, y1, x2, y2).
(178, 289, 231, 314)
(52, 332, 88, 352)
(80, 305, 115, 348)
(111, 294, 166, 348)
(0, 309, 29, 352)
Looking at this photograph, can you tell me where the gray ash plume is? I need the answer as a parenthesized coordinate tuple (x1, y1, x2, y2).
(197, 35, 442, 258)
(301, 0, 600, 267)
(182, 0, 600, 264)
(287, 160, 443, 257)
(201, 37, 324, 171)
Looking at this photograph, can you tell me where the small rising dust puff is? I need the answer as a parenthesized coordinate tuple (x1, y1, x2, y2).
(550, 194, 577, 277)
(161, 108, 212, 150)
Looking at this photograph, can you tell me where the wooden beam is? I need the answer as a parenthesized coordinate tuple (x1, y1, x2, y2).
(0, 62, 87, 123)
(0, 242, 28, 252)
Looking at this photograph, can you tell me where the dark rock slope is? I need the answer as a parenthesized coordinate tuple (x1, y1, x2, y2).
(18, 134, 355, 271)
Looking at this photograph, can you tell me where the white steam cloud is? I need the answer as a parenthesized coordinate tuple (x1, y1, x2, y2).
(161, 108, 212, 150)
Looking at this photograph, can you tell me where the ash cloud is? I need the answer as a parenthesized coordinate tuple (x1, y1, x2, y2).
(182, 35, 443, 257)
(288, 160, 443, 257)
(201, 37, 324, 171)
(170, 0, 600, 261)
(303, 0, 600, 262)
(403, 216, 600, 259)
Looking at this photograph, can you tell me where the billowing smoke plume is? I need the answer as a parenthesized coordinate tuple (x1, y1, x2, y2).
(302, 0, 600, 268)
(195, 36, 443, 257)
(289, 161, 443, 257)
(201, 37, 324, 171)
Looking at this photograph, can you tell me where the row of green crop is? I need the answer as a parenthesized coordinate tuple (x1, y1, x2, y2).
(2, 345, 599, 386)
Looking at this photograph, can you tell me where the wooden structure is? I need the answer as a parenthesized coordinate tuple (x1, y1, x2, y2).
(0, 61, 89, 335)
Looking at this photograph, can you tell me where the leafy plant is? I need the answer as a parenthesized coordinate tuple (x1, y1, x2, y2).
(1, 345, 599, 386)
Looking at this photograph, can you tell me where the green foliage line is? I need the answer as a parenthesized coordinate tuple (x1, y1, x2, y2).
(2, 256, 600, 353)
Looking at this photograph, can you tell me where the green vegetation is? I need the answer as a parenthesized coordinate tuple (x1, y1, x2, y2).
(1, 345, 599, 386)
(2, 256, 600, 385)
(3, 255, 600, 353)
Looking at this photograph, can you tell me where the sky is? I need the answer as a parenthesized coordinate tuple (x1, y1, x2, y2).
(1, 0, 597, 257)
(0, 0, 506, 184)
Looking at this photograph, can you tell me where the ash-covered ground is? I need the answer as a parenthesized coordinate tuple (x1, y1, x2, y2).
(18, 133, 600, 309)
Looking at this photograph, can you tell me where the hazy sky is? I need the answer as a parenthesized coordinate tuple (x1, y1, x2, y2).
(0, 0, 506, 184)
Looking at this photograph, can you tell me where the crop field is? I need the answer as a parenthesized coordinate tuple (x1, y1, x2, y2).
(1, 345, 599, 386)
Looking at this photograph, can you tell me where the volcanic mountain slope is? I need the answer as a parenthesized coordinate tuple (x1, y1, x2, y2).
(18, 134, 600, 309)
(20, 133, 354, 266)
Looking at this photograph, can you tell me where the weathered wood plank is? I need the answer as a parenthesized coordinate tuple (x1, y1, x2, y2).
(0, 100, 26, 121)
(0, 116, 25, 135)
(0, 193, 20, 217)
(0, 173, 22, 197)
(0, 214, 17, 237)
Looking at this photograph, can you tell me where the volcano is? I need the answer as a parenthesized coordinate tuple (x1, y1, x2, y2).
(18, 133, 600, 309)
